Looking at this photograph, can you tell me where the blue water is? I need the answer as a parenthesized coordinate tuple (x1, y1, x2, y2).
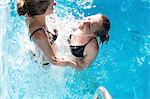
(0, 0, 150, 99)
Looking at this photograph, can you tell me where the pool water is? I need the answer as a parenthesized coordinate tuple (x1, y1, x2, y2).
(0, 0, 150, 99)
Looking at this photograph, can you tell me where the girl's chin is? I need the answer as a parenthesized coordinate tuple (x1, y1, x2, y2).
(78, 25, 84, 30)
(77, 23, 84, 29)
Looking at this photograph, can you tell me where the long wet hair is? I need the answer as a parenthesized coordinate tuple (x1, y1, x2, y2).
(17, 0, 50, 17)
(97, 15, 110, 45)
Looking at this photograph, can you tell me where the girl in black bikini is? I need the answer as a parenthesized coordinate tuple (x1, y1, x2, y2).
(17, 0, 75, 66)
(17, 0, 110, 70)
(67, 14, 110, 70)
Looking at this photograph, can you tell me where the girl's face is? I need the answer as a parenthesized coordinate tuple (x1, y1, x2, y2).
(78, 14, 105, 35)
(45, 0, 56, 15)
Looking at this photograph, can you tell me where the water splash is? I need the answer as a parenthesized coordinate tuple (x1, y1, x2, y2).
(56, 0, 95, 18)
(0, 0, 11, 98)
(2, 1, 96, 98)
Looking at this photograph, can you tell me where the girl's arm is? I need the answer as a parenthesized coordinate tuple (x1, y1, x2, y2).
(31, 29, 57, 64)
(75, 41, 99, 70)
(52, 57, 83, 70)
(54, 40, 98, 70)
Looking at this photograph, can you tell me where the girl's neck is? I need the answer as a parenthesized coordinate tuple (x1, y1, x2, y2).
(32, 15, 46, 27)
(76, 29, 95, 38)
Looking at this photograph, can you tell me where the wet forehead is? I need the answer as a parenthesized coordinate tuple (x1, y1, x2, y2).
(91, 14, 103, 30)
(93, 14, 102, 22)
(86, 14, 102, 22)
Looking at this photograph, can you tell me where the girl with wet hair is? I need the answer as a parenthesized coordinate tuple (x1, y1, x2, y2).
(17, 0, 76, 66)
(66, 14, 111, 70)
(17, 0, 54, 16)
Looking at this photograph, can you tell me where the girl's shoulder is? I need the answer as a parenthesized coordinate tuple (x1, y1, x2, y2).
(85, 38, 99, 52)
(28, 21, 42, 34)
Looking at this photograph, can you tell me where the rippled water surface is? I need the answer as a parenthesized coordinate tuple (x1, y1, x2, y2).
(0, 0, 150, 99)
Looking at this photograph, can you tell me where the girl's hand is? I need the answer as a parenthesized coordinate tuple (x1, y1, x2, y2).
(75, 64, 84, 70)
(51, 57, 69, 66)
(52, 57, 84, 70)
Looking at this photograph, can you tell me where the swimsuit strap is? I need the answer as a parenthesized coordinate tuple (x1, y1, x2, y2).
(84, 37, 95, 46)
(68, 34, 94, 46)
(30, 28, 44, 40)
(46, 29, 58, 36)
(70, 34, 73, 39)
(68, 34, 73, 43)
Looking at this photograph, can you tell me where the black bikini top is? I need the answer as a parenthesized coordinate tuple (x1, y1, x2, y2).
(30, 27, 58, 44)
(68, 34, 95, 58)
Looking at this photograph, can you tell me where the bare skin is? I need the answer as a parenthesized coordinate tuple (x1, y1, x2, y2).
(59, 14, 106, 70)
(18, 0, 108, 70)
(18, 0, 75, 66)
(27, 0, 58, 64)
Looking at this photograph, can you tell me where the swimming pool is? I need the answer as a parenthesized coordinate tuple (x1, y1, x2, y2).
(0, 0, 150, 99)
